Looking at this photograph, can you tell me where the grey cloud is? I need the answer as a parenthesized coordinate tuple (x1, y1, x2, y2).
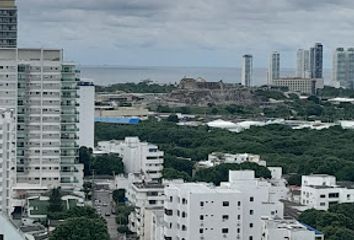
(16, 0, 354, 66)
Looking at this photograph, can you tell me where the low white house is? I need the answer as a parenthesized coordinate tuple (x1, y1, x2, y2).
(261, 217, 324, 240)
(301, 174, 354, 210)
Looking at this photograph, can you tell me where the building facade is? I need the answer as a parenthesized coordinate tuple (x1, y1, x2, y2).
(164, 170, 284, 240)
(273, 77, 324, 95)
(0, 0, 17, 48)
(333, 48, 354, 89)
(261, 217, 324, 240)
(301, 174, 354, 210)
(241, 54, 253, 87)
(97, 137, 164, 182)
(127, 179, 165, 240)
(78, 81, 95, 149)
(310, 43, 323, 79)
(0, 48, 82, 195)
(0, 109, 16, 215)
(297, 49, 310, 78)
(268, 51, 280, 85)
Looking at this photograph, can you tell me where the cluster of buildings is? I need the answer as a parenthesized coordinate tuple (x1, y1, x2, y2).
(241, 43, 325, 95)
(96, 139, 328, 240)
(241, 42, 354, 94)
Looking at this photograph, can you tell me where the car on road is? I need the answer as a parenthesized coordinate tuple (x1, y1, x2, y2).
(102, 202, 108, 206)
(105, 212, 111, 217)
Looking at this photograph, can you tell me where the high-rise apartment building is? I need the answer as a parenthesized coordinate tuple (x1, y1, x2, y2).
(78, 81, 95, 149)
(268, 51, 280, 84)
(0, 0, 17, 48)
(164, 170, 284, 240)
(310, 43, 323, 79)
(241, 54, 253, 87)
(0, 109, 16, 215)
(297, 49, 310, 78)
(333, 48, 354, 89)
(0, 48, 83, 194)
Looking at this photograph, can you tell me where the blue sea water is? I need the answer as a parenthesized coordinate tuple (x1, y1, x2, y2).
(79, 66, 331, 86)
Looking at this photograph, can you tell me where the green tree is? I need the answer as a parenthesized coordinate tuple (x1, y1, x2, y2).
(48, 188, 63, 213)
(167, 114, 179, 123)
(92, 154, 124, 175)
(49, 217, 109, 240)
(79, 146, 93, 176)
(113, 189, 126, 203)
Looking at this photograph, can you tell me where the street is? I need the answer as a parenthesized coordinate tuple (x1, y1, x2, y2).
(93, 189, 125, 240)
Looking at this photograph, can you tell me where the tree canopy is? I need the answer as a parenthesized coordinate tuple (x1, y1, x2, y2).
(49, 217, 110, 240)
(299, 203, 354, 240)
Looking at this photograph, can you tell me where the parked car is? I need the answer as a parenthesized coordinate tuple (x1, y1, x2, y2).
(105, 212, 111, 217)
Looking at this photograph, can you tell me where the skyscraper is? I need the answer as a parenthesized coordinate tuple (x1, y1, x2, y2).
(267, 51, 280, 85)
(333, 48, 354, 89)
(0, 48, 83, 194)
(0, 0, 17, 48)
(78, 81, 95, 149)
(297, 49, 310, 78)
(241, 54, 253, 87)
(310, 43, 323, 79)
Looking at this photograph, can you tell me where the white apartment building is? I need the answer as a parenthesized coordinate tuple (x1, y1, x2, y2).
(127, 179, 165, 240)
(196, 152, 266, 169)
(261, 217, 324, 240)
(301, 174, 354, 210)
(0, 48, 83, 195)
(297, 49, 310, 78)
(0, 109, 16, 215)
(268, 51, 280, 85)
(78, 81, 95, 149)
(164, 170, 284, 240)
(97, 137, 164, 181)
(273, 77, 324, 95)
(333, 48, 354, 89)
(241, 54, 253, 87)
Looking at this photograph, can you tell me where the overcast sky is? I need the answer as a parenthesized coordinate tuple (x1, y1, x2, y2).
(17, 0, 354, 67)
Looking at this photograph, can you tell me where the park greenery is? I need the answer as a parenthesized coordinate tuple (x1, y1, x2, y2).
(299, 203, 354, 240)
(96, 81, 176, 93)
(95, 119, 354, 185)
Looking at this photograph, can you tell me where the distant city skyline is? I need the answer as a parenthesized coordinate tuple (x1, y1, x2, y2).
(16, 0, 354, 68)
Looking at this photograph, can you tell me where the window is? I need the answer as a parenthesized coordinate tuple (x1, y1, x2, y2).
(249, 236, 253, 240)
(237, 201, 241, 206)
(169, 196, 173, 202)
(222, 201, 229, 207)
(199, 228, 203, 234)
(182, 225, 187, 231)
(320, 202, 326, 206)
(164, 209, 172, 216)
(222, 228, 229, 234)
(200, 201, 204, 207)
(249, 210, 254, 215)
(200, 215, 204, 220)
(329, 193, 339, 198)
(250, 197, 254, 202)
(237, 228, 240, 233)
(237, 215, 241, 220)
(222, 215, 229, 221)
(182, 212, 187, 218)
(249, 223, 253, 228)
(320, 194, 326, 198)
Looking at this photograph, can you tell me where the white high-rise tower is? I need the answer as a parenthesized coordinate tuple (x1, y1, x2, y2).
(268, 51, 280, 85)
(241, 54, 253, 87)
(297, 49, 310, 78)
(0, 48, 83, 194)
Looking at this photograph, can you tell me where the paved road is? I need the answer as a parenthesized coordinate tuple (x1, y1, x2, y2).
(94, 189, 125, 240)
